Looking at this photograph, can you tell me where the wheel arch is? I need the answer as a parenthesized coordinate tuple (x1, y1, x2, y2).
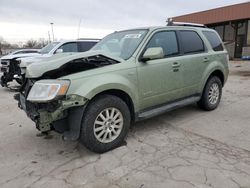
(208, 70, 225, 86)
(200, 68, 225, 94)
(89, 89, 136, 122)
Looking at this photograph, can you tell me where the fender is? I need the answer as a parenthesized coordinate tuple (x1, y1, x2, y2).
(199, 60, 228, 93)
(68, 73, 140, 112)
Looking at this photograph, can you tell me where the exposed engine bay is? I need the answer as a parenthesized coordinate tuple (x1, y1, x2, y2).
(40, 55, 120, 79)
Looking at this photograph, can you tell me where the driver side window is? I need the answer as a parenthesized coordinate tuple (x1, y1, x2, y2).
(146, 31, 179, 57)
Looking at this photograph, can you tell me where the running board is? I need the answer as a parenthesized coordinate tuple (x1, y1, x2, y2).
(137, 96, 200, 121)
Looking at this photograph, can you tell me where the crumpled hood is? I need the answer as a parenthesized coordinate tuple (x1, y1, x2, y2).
(19, 53, 75, 68)
(26, 50, 124, 78)
(19, 54, 50, 67)
(0, 53, 40, 61)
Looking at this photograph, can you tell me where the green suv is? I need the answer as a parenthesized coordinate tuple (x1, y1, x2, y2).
(16, 24, 229, 153)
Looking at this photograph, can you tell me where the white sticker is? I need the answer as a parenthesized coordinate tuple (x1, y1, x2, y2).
(124, 34, 142, 39)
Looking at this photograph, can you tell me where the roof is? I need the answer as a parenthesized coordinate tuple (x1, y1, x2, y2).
(55, 39, 100, 43)
(172, 2, 250, 25)
(77, 38, 100, 41)
(116, 26, 213, 33)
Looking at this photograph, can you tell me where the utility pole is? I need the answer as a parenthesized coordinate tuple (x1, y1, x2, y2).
(77, 18, 82, 39)
(50, 22, 55, 41)
(48, 31, 51, 42)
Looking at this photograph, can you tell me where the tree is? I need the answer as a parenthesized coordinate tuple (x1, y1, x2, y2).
(23, 38, 49, 49)
(36, 38, 49, 48)
(0, 36, 11, 55)
(0, 38, 49, 56)
(24, 39, 38, 48)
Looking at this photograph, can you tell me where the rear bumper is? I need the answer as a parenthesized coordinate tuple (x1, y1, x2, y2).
(16, 93, 88, 140)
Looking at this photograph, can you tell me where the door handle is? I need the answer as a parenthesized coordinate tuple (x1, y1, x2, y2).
(203, 57, 210, 62)
(172, 62, 180, 72)
(172, 62, 181, 68)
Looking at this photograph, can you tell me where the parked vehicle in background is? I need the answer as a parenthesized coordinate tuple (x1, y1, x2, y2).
(0, 39, 99, 87)
(16, 24, 229, 153)
(0, 49, 40, 86)
(2, 49, 40, 56)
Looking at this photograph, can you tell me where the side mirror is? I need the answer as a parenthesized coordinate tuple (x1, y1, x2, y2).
(141, 47, 164, 62)
(55, 49, 63, 54)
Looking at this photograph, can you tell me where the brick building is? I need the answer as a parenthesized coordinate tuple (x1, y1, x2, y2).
(173, 2, 250, 59)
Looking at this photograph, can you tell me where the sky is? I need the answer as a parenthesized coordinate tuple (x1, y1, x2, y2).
(0, 0, 248, 43)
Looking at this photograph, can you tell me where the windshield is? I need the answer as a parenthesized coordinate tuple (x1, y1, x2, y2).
(40, 42, 60, 54)
(92, 29, 148, 60)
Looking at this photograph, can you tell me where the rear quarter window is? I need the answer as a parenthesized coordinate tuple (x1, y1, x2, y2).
(180, 30, 205, 54)
(203, 31, 224, 51)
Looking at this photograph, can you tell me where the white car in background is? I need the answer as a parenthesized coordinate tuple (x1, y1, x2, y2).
(0, 49, 41, 86)
(19, 39, 100, 67)
(0, 49, 40, 64)
(1, 39, 99, 87)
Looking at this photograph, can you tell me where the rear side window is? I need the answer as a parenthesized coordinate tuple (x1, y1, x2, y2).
(14, 51, 36, 54)
(78, 41, 97, 52)
(59, 42, 78, 52)
(146, 31, 179, 57)
(180, 31, 205, 54)
(23, 51, 37, 54)
(203, 31, 224, 51)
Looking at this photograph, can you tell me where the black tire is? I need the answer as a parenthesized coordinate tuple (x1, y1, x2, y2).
(198, 76, 222, 111)
(80, 94, 131, 153)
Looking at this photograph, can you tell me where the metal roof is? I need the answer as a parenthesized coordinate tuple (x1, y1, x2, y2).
(172, 2, 250, 25)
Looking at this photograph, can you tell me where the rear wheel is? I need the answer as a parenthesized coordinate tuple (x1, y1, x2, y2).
(198, 76, 222, 111)
(80, 94, 131, 153)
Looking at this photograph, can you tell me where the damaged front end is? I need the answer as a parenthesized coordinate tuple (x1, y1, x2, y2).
(16, 52, 121, 140)
(1, 59, 23, 87)
(16, 79, 88, 140)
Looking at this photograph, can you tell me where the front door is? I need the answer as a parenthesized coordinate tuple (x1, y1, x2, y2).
(235, 35, 245, 58)
(137, 30, 183, 110)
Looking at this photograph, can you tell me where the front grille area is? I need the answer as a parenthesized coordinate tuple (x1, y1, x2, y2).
(1, 60, 10, 66)
(0, 59, 21, 74)
(0, 60, 10, 73)
(18, 78, 60, 122)
(1, 67, 9, 73)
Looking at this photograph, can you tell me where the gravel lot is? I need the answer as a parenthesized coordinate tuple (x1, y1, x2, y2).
(0, 61, 250, 188)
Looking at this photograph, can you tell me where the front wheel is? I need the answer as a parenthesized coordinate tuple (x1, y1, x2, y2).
(198, 76, 222, 111)
(80, 95, 131, 153)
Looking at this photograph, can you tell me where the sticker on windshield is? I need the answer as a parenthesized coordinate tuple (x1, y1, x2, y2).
(124, 34, 142, 39)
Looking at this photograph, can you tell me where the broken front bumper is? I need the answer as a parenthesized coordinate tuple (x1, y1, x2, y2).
(0, 59, 22, 87)
(16, 93, 88, 141)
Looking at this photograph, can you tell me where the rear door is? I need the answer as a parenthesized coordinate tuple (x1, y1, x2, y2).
(177, 30, 208, 97)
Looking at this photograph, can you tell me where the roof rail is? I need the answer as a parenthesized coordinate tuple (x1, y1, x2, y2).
(166, 18, 206, 28)
(77, 38, 100, 41)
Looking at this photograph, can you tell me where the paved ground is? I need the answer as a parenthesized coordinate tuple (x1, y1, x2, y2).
(0, 61, 250, 188)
